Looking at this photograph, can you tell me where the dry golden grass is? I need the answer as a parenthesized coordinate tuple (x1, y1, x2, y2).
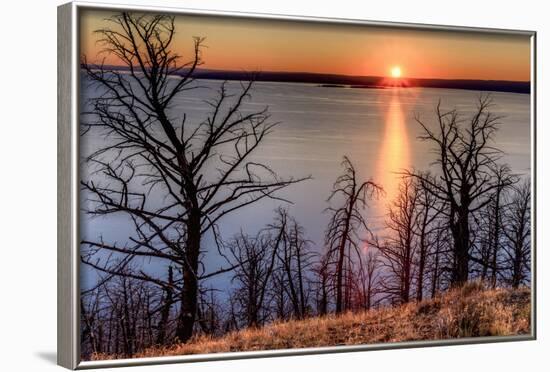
(92, 282, 530, 360)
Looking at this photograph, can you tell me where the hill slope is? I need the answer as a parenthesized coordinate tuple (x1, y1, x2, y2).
(95, 283, 531, 360)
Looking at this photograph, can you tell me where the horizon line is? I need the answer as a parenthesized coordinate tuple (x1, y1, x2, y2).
(81, 63, 531, 84)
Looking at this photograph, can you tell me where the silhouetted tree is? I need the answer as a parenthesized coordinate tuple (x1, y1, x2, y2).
(81, 270, 167, 359)
(428, 222, 451, 298)
(353, 250, 382, 310)
(375, 178, 419, 304)
(228, 231, 280, 327)
(324, 156, 382, 313)
(81, 290, 102, 355)
(270, 208, 314, 319)
(197, 287, 223, 336)
(503, 180, 531, 288)
(414, 177, 441, 301)
(405, 96, 516, 285)
(80, 12, 307, 343)
(155, 266, 174, 345)
(313, 254, 331, 316)
(473, 165, 515, 287)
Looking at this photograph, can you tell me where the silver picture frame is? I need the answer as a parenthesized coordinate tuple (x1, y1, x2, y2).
(57, 1, 537, 369)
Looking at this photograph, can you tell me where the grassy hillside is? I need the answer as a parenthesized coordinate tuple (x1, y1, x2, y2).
(93, 282, 530, 360)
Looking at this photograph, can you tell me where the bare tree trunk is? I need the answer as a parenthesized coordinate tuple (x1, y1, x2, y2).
(177, 209, 201, 342)
(296, 245, 307, 317)
(430, 227, 443, 299)
(335, 202, 353, 313)
(451, 205, 470, 285)
(416, 211, 429, 301)
(122, 281, 133, 357)
(489, 179, 505, 288)
(402, 228, 412, 304)
(504, 181, 531, 288)
(156, 267, 173, 345)
(317, 259, 329, 316)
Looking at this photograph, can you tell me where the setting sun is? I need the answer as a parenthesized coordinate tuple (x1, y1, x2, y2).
(390, 66, 402, 78)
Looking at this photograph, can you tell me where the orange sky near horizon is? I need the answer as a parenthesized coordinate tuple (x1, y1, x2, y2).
(80, 9, 531, 82)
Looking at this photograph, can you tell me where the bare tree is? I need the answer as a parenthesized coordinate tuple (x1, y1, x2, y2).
(503, 180, 531, 288)
(155, 266, 174, 345)
(473, 165, 515, 287)
(428, 221, 452, 298)
(80, 12, 307, 343)
(353, 250, 382, 310)
(375, 178, 419, 304)
(324, 156, 382, 313)
(228, 230, 280, 328)
(313, 254, 331, 316)
(271, 268, 291, 319)
(81, 289, 102, 356)
(405, 96, 516, 285)
(81, 270, 165, 359)
(270, 208, 314, 319)
(414, 178, 441, 301)
(197, 287, 224, 336)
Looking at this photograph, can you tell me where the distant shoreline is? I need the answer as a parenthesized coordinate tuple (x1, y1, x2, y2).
(318, 84, 387, 89)
(82, 65, 531, 94)
(191, 69, 530, 94)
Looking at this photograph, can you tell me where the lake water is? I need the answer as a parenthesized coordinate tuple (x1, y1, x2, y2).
(80, 79, 531, 291)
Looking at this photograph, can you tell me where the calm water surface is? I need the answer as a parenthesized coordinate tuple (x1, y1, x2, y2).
(80, 79, 531, 290)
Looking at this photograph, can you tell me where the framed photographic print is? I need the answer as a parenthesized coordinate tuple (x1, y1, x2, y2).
(57, 1, 536, 369)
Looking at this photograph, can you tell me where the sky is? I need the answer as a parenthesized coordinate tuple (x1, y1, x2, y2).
(80, 9, 531, 82)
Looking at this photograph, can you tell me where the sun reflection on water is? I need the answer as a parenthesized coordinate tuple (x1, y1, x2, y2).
(376, 90, 411, 211)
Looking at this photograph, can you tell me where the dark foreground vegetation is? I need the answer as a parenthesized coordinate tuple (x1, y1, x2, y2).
(79, 13, 532, 360)
(89, 282, 530, 360)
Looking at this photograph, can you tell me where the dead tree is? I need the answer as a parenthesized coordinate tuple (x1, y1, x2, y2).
(80, 12, 307, 343)
(81, 270, 165, 358)
(414, 179, 440, 301)
(289, 217, 313, 317)
(270, 208, 314, 319)
(353, 250, 381, 310)
(503, 180, 531, 288)
(197, 287, 223, 336)
(473, 165, 515, 287)
(155, 266, 173, 345)
(324, 156, 382, 313)
(375, 178, 419, 304)
(313, 254, 331, 316)
(405, 96, 516, 286)
(228, 231, 280, 328)
(271, 269, 290, 319)
(428, 221, 451, 298)
(81, 290, 102, 356)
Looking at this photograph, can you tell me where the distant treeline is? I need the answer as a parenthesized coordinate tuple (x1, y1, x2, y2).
(83, 64, 531, 94)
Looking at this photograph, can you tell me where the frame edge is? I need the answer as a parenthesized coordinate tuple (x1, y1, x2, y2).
(531, 30, 537, 341)
(65, 2, 537, 369)
(58, 2, 78, 370)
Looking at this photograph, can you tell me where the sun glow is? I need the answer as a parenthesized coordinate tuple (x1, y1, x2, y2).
(376, 92, 411, 210)
(390, 66, 402, 78)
